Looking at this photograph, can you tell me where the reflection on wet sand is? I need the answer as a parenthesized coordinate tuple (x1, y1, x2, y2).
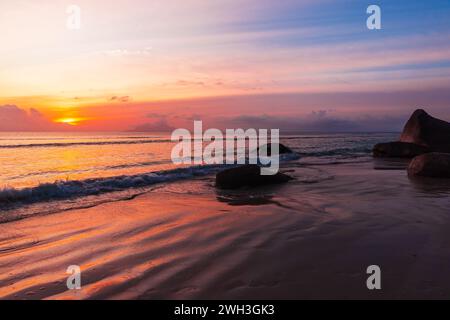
(215, 185, 292, 208)
(1, 161, 450, 299)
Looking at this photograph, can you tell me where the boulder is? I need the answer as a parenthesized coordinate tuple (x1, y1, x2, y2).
(373, 141, 431, 158)
(372, 109, 450, 158)
(257, 143, 293, 156)
(407, 153, 450, 178)
(400, 109, 450, 153)
(216, 164, 293, 189)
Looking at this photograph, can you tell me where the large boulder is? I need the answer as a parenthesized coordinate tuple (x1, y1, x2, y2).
(373, 141, 431, 158)
(407, 153, 450, 178)
(373, 109, 450, 158)
(216, 164, 293, 189)
(400, 109, 450, 153)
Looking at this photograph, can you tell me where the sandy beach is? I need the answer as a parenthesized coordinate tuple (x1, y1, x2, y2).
(1, 160, 450, 300)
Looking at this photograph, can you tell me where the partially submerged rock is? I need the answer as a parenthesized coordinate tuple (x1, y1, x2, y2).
(373, 141, 431, 158)
(407, 153, 450, 178)
(373, 109, 450, 158)
(215, 164, 293, 189)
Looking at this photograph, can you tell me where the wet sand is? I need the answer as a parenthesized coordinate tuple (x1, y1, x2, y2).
(1, 162, 450, 299)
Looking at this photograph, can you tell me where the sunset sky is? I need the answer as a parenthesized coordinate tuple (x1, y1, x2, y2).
(1, 0, 450, 131)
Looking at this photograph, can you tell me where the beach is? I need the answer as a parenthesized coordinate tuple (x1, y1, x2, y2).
(1, 158, 450, 300)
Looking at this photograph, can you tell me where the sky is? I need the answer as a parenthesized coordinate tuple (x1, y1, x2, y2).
(0, 0, 450, 132)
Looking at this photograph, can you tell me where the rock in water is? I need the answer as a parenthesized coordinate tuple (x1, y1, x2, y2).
(373, 141, 431, 158)
(216, 164, 293, 189)
(407, 153, 450, 178)
(257, 143, 293, 156)
(400, 109, 450, 153)
(372, 109, 450, 158)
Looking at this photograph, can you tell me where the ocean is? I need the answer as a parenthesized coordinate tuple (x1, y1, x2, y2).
(0, 132, 398, 223)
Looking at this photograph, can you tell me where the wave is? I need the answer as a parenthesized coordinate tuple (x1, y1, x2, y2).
(8, 160, 169, 180)
(298, 157, 372, 166)
(0, 152, 300, 209)
(0, 136, 159, 141)
(0, 165, 227, 206)
(298, 146, 372, 157)
(0, 139, 173, 149)
(0, 137, 271, 149)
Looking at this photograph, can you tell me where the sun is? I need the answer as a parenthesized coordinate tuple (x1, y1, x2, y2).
(55, 117, 83, 126)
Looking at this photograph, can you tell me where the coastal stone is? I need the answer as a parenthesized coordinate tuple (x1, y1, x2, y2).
(373, 141, 431, 158)
(372, 109, 450, 158)
(400, 109, 450, 153)
(215, 164, 293, 189)
(407, 153, 450, 178)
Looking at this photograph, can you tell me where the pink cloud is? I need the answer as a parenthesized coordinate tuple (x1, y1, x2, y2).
(0, 105, 67, 131)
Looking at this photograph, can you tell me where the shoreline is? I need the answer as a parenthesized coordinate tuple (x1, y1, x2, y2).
(1, 161, 450, 299)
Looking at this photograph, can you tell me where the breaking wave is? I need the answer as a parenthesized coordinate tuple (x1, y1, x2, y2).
(0, 165, 227, 206)
(0, 152, 299, 209)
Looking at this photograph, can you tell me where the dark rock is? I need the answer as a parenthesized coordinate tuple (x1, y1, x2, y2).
(400, 109, 450, 153)
(372, 109, 450, 158)
(373, 141, 431, 158)
(257, 143, 293, 156)
(215, 164, 293, 189)
(407, 152, 450, 178)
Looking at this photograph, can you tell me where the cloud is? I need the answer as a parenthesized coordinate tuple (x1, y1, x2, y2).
(129, 118, 175, 132)
(100, 48, 152, 57)
(219, 111, 406, 132)
(110, 96, 131, 103)
(146, 112, 168, 119)
(176, 80, 206, 87)
(0, 105, 67, 131)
